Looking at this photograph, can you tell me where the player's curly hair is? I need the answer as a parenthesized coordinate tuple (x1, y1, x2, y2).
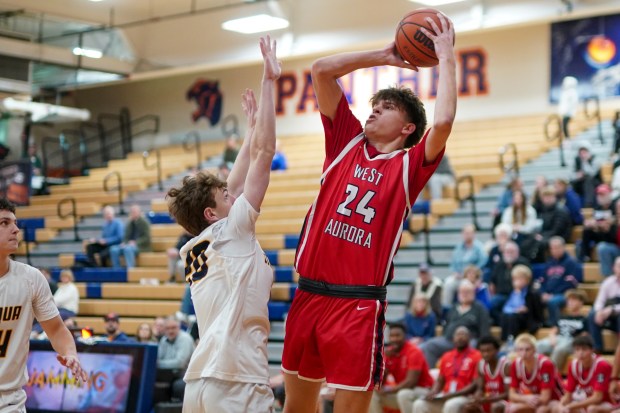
(167, 172, 227, 236)
(370, 86, 427, 148)
(0, 198, 16, 214)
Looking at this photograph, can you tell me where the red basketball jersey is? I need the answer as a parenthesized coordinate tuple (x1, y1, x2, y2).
(480, 357, 508, 397)
(565, 356, 612, 403)
(295, 95, 441, 286)
(510, 354, 562, 400)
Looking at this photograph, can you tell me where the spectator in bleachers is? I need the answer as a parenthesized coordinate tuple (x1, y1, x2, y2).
(403, 295, 436, 344)
(110, 204, 152, 269)
(580, 185, 616, 264)
(500, 265, 543, 341)
(217, 162, 231, 180)
(492, 177, 523, 229)
(40, 267, 58, 295)
(157, 317, 195, 370)
(369, 323, 434, 413)
(558, 76, 579, 139)
(489, 241, 530, 325)
(412, 327, 480, 413)
(28, 142, 47, 196)
(536, 289, 588, 374)
(426, 154, 455, 200)
(613, 110, 620, 156)
(531, 176, 548, 214)
(420, 280, 490, 369)
(53, 269, 79, 319)
(537, 236, 582, 326)
(222, 135, 239, 165)
(572, 141, 602, 208)
(442, 224, 488, 309)
(536, 185, 573, 245)
(102, 312, 135, 343)
(136, 322, 156, 343)
(271, 139, 288, 171)
(483, 223, 513, 283)
(406, 262, 443, 319)
(463, 265, 491, 310)
(500, 189, 538, 238)
(595, 201, 620, 277)
(550, 335, 613, 413)
(507, 334, 563, 413)
(587, 256, 620, 352)
(153, 316, 166, 342)
(167, 231, 193, 283)
(84, 205, 124, 267)
(554, 178, 584, 226)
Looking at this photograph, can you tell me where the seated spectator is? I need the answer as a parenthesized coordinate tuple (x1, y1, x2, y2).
(535, 185, 572, 246)
(508, 334, 563, 413)
(426, 154, 455, 200)
(153, 316, 166, 342)
(370, 323, 434, 413)
(554, 178, 583, 226)
(84, 205, 124, 267)
(271, 139, 288, 171)
(549, 335, 613, 413)
(110, 204, 152, 268)
(537, 236, 582, 326)
(136, 322, 156, 343)
(571, 141, 602, 208)
(463, 265, 491, 310)
(222, 135, 239, 165)
(463, 336, 510, 413)
(587, 256, 620, 352)
(536, 289, 588, 372)
(492, 177, 523, 230)
(531, 176, 548, 215)
(167, 231, 193, 283)
(595, 201, 620, 277)
(500, 265, 544, 341)
(412, 327, 480, 413)
(403, 295, 436, 344)
(157, 317, 195, 370)
(40, 267, 58, 295)
(102, 312, 135, 343)
(483, 223, 513, 283)
(420, 280, 491, 369)
(489, 241, 530, 325)
(406, 262, 443, 320)
(53, 269, 79, 319)
(500, 189, 538, 238)
(442, 224, 488, 310)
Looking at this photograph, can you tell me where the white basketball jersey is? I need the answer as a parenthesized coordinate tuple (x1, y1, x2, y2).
(181, 195, 273, 385)
(0, 260, 59, 391)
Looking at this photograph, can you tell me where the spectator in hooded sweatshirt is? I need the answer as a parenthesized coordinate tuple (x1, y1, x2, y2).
(536, 236, 582, 327)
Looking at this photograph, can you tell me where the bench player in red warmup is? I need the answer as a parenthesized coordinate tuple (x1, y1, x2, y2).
(281, 13, 457, 413)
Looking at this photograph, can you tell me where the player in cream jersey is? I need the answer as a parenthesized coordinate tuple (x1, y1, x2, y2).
(0, 198, 87, 412)
(168, 36, 280, 413)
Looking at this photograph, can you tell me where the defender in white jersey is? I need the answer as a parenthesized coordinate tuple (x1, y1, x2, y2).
(167, 36, 280, 413)
(0, 198, 87, 412)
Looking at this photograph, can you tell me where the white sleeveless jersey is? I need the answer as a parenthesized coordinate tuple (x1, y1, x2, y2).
(0, 260, 59, 391)
(181, 195, 274, 385)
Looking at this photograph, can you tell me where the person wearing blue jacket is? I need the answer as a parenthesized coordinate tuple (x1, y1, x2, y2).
(537, 236, 582, 326)
(554, 178, 583, 225)
(403, 295, 436, 344)
(85, 205, 124, 267)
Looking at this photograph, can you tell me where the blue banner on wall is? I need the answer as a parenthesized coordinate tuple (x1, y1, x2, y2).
(550, 13, 620, 103)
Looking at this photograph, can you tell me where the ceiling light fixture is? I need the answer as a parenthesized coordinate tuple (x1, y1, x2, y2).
(222, 14, 289, 34)
(409, 0, 467, 6)
(72, 47, 103, 59)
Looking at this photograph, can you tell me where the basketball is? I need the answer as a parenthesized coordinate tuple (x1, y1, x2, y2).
(395, 8, 450, 67)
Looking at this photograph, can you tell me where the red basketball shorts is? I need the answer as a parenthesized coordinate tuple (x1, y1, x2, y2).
(281, 290, 386, 391)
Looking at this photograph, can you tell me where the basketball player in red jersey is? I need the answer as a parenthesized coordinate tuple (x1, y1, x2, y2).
(464, 336, 510, 413)
(281, 13, 456, 413)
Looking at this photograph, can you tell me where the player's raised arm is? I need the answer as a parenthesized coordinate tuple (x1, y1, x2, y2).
(421, 13, 456, 162)
(227, 89, 257, 198)
(311, 43, 417, 121)
(243, 35, 281, 211)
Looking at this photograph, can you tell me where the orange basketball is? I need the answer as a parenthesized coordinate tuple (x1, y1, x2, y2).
(395, 8, 451, 68)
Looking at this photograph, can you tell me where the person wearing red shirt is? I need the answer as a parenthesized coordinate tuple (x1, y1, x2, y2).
(508, 334, 563, 413)
(550, 335, 613, 413)
(464, 336, 510, 413)
(281, 12, 457, 413)
(412, 327, 481, 413)
(370, 323, 433, 413)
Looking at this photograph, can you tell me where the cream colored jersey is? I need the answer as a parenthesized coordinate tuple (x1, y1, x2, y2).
(181, 194, 273, 385)
(0, 260, 59, 391)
